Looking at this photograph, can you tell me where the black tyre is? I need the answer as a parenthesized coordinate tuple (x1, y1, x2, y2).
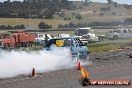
(79, 78, 91, 86)
(16, 43, 21, 47)
(27, 42, 32, 47)
(4, 44, 10, 49)
(85, 53, 90, 61)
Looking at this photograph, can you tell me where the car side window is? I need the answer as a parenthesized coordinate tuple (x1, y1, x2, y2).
(47, 39, 72, 47)
(63, 39, 72, 47)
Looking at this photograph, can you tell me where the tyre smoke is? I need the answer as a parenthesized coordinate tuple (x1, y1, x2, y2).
(0, 48, 73, 78)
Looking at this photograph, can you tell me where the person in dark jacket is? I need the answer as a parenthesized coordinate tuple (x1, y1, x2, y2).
(45, 34, 48, 47)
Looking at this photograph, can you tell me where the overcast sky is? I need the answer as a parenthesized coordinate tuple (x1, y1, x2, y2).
(0, 0, 132, 5)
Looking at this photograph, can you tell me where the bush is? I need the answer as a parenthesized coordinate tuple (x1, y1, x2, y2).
(59, 12, 65, 17)
(45, 14, 53, 19)
(64, 17, 67, 20)
(100, 7, 111, 12)
(38, 22, 52, 29)
(0, 24, 25, 30)
(68, 17, 71, 20)
(75, 14, 82, 20)
(99, 12, 104, 16)
(64, 17, 71, 20)
(58, 24, 63, 28)
(58, 21, 122, 28)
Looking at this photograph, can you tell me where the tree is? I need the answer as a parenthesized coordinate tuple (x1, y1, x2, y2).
(124, 4, 131, 9)
(68, 22, 74, 28)
(7, 0, 11, 3)
(38, 22, 52, 29)
(59, 12, 65, 17)
(113, 2, 118, 7)
(100, 7, 111, 12)
(99, 12, 104, 16)
(68, 17, 71, 20)
(84, 0, 89, 6)
(58, 24, 63, 28)
(60, 0, 69, 9)
(75, 14, 82, 20)
(107, 0, 112, 4)
(63, 17, 67, 20)
(0, 0, 71, 18)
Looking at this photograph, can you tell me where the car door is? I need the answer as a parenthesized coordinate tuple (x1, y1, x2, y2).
(75, 38, 87, 55)
(71, 38, 86, 56)
(70, 38, 79, 55)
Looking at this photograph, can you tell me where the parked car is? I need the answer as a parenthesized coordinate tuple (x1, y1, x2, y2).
(35, 34, 52, 42)
(58, 34, 70, 37)
(46, 37, 89, 60)
(75, 27, 99, 43)
(106, 28, 132, 40)
(35, 34, 53, 46)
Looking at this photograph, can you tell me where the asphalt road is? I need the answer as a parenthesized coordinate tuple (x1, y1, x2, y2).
(0, 49, 132, 88)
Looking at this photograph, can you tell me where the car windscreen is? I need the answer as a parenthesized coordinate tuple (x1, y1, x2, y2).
(46, 38, 72, 47)
(38, 35, 43, 38)
(110, 30, 121, 33)
(75, 29, 89, 36)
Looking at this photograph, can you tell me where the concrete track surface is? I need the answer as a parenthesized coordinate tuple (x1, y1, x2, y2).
(0, 49, 132, 88)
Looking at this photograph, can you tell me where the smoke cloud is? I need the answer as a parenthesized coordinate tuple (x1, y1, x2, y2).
(0, 48, 74, 78)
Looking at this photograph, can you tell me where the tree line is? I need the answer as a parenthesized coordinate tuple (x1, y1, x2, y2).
(0, 0, 70, 18)
(58, 18, 132, 28)
(0, 25, 25, 30)
(0, 18, 131, 30)
(58, 21, 123, 28)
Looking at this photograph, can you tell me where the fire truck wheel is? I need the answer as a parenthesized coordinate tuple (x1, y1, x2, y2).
(4, 44, 10, 48)
(27, 42, 32, 47)
(16, 43, 21, 47)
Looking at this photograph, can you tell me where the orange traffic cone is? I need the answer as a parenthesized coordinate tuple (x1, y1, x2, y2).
(77, 62, 81, 70)
(32, 68, 37, 77)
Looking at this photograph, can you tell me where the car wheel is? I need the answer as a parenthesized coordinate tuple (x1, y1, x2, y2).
(85, 53, 90, 61)
(79, 77, 91, 86)
(72, 56, 78, 63)
(4, 43, 10, 49)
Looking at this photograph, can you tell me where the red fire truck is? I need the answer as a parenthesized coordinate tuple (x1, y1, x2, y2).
(0, 32, 36, 48)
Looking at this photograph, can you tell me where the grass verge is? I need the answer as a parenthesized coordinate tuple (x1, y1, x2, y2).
(87, 38, 132, 53)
